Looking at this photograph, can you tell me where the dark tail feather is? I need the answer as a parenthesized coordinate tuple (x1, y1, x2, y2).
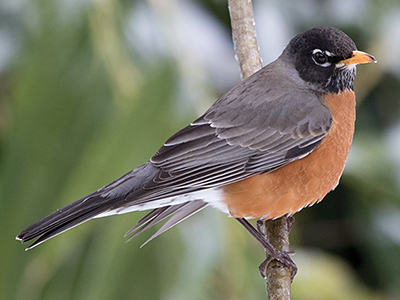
(16, 162, 159, 250)
(125, 200, 208, 247)
(125, 204, 187, 239)
(16, 192, 120, 250)
(16, 161, 207, 250)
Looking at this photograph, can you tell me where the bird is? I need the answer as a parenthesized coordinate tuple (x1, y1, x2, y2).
(16, 26, 376, 277)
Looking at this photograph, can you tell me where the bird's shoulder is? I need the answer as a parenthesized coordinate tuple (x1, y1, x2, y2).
(195, 61, 332, 141)
(152, 61, 332, 168)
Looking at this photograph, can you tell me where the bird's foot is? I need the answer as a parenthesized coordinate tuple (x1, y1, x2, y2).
(258, 248, 297, 281)
(236, 217, 297, 282)
(256, 218, 297, 282)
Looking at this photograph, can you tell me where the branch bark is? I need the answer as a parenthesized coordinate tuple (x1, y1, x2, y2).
(227, 1, 292, 299)
(261, 218, 293, 300)
(228, 0, 262, 79)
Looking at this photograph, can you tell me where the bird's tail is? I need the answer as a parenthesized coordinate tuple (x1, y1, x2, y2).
(16, 162, 208, 250)
(16, 191, 118, 250)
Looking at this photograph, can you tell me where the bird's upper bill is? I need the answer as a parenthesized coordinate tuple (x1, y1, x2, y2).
(336, 50, 376, 68)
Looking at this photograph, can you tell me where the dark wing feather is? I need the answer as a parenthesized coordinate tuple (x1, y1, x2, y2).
(145, 65, 331, 199)
(125, 200, 207, 247)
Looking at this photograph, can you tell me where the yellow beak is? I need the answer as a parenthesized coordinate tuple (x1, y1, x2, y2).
(336, 50, 376, 67)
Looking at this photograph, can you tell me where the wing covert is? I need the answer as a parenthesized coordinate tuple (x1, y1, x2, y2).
(148, 65, 332, 194)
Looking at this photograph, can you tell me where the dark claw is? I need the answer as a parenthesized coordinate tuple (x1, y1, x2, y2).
(259, 249, 297, 282)
(287, 216, 295, 233)
(256, 219, 265, 234)
(236, 217, 298, 281)
(258, 255, 271, 279)
(276, 250, 297, 282)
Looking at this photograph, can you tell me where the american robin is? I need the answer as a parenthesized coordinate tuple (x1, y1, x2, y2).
(16, 26, 375, 277)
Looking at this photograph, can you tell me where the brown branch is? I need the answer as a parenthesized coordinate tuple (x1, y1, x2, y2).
(262, 217, 293, 300)
(228, 0, 262, 80)
(227, 1, 292, 299)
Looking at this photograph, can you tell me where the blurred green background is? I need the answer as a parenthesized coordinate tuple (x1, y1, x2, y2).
(1, 0, 400, 299)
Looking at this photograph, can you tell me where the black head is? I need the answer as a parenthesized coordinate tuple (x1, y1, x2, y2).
(284, 26, 375, 93)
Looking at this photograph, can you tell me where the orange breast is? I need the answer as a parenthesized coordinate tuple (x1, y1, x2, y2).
(223, 90, 356, 219)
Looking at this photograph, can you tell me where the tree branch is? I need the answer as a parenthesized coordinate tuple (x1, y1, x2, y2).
(228, 0, 262, 80)
(227, 1, 292, 299)
(261, 217, 293, 300)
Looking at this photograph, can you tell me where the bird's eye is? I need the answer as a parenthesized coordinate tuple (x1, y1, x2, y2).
(311, 49, 331, 67)
(313, 52, 327, 64)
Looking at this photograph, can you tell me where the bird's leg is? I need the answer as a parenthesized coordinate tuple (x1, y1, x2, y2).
(257, 218, 297, 280)
(258, 218, 297, 280)
(286, 215, 295, 233)
(236, 218, 297, 281)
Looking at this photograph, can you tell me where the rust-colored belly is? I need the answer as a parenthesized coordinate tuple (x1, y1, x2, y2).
(223, 90, 356, 219)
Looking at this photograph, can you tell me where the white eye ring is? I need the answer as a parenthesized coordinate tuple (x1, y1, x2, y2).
(312, 49, 332, 67)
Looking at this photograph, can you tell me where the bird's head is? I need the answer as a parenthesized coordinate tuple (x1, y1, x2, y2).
(284, 26, 376, 93)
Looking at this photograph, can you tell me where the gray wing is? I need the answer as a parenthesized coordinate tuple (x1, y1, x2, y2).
(121, 70, 332, 244)
(138, 67, 332, 200)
